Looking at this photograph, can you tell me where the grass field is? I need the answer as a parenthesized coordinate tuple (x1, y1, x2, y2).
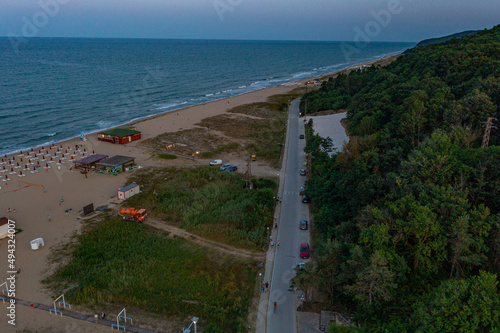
(125, 166, 276, 249)
(46, 216, 258, 332)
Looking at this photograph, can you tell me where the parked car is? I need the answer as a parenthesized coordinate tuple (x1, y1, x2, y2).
(220, 163, 231, 170)
(300, 220, 308, 230)
(226, 165, 238, 172)
(302, 195, 309, 203)
(300, 243, 310, 259)
(299, 134, 305, 139)
(300, 169, 306, 176)
(210, 159, 222, 166)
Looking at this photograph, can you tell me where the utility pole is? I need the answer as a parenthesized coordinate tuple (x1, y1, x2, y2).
(245, 158, 252, 188)
(482, 117, 497, 148)
(304, 85, 308, 121)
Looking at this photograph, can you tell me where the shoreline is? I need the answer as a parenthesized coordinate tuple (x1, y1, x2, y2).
(1, 52, 402, 158)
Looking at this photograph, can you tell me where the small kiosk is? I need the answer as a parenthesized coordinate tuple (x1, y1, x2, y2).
(74, 154, 109, 171)
(98, 129, 141, 144)
(118, 183, 140, 200)
(96, 155, 135, 175)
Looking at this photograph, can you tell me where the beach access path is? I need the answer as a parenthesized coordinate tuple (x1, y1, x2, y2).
(145, 218, 264, 259)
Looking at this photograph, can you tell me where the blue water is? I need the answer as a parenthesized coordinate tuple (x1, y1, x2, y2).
(0, 38, 414, 155)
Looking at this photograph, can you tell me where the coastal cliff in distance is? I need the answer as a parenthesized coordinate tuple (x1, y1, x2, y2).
(414, 29, 481, 48)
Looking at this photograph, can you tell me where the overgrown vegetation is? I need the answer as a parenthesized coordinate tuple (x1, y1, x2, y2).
(292, 26, 500, 332)
(46, 217, 257, 332)
(126, 166, 276, 249)
(200, 143, 240, 159)
(141, 93, 300, 168)
(156, 153, 178, 160)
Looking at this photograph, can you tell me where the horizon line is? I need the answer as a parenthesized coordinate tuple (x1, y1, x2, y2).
(0, 35, 418, 44)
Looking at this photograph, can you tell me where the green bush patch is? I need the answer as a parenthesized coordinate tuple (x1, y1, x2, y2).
(156, 153, 178, 160)
(49, 217, 257, 331)
(126, 166, 276, 249)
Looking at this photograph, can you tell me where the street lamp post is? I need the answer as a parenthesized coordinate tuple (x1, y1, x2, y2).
(183, 316, 199, 333)
(192, 317, 198, 333)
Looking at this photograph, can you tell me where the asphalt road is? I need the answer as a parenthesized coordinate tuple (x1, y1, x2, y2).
(266, 98, 310, 333)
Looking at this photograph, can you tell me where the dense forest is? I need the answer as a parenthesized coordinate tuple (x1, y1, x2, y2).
(293, 25, 500, 332)
(413, 30, 480, 48)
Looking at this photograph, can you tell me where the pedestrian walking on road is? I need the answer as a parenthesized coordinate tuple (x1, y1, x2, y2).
(101, 311, 106, 320)
(265, 281, 269, 291)
(277, 241, 280, 248)
(262, 284, 265, 293)
(94, 313, 98, 323)
(270, 240, 274, 248)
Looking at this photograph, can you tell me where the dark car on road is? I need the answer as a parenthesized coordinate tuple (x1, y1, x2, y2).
(220, 163, 231, 171)
(300, 243, 310, 258)
(300, 169, 306, 176)
(300, 220, 308, 230)
(225, 165, 238, 172)
(302, 195, 309, 203)
(299, 134, 305, 139)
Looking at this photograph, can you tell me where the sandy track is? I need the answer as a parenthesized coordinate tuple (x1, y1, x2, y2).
(144, 218, 264, 260)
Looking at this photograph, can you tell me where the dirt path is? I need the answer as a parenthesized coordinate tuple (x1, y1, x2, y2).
(144, 218, 264, 260)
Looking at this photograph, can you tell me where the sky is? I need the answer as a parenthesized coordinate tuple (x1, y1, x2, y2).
(0, 0, 499, 42)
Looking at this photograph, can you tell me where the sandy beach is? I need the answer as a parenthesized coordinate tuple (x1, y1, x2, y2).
(0, 54, 397, 332)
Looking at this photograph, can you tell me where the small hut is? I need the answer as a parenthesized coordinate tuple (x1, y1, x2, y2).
(96, 155, 135, 175)
(117, 183, 140, 200)
(74, 154, 109, 171)
(98, 129, 141, 144)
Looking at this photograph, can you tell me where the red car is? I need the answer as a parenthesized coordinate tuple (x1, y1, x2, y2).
(300, 243, 310, 258)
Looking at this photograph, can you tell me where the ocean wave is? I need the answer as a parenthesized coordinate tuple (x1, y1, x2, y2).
(44, 133, 57, 137)
(96, 120, 114, 129)
(292, 71, 313, 79)
(155, 101, 188, 110)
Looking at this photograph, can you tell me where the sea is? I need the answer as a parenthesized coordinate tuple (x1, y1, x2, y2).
(0, 38, 414, 156)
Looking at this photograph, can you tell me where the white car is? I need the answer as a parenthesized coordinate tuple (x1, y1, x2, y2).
(210, 159, 222, 166)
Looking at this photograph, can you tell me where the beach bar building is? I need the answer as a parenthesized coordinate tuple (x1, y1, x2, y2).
(117, 183, 140, 200)
(74, 154, 109, 171)
(97, 129, 141, 144)
(0, 217, 9, 239)
(96, 155, 135, 175)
